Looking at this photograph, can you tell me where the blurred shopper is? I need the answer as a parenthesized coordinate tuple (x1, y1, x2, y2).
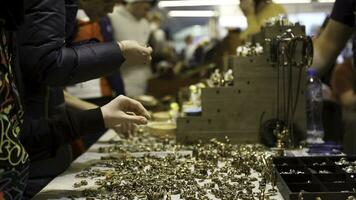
(214, 28, 243, 68)
(148, 12, 166, 57)
(239, 0, 286, 41)
(109, 0, 156, 96)
(17, 0, 152, 197)
(331, 58, 356, 154)
(311, 16, 344, 144)
(180, 35, 195, 67)
(313, 0, 355, 75)
(98, 1, 127, 99)
(64, 0, 116, 155)
(66, 0, 121, 109)
(147, 11, 169, 73)
(66, 0, 127, 109)
(312, 0, 356, 154)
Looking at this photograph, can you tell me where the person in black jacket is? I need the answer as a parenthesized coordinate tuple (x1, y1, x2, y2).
(15, 0, 153, 197)
(0, 1, 151, 199)
(17, 0, 151, 124)
(17, 0, 152, 153)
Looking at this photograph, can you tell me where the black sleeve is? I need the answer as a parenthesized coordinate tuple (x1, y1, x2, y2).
(17, 0, 125, 87)
(330, 0, 355, 27)
(19, 108, 105, 156)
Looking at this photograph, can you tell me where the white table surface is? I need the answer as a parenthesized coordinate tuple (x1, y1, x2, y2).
(33, 130, 284, 200)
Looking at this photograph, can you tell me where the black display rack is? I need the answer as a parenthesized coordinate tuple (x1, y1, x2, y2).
(273, 156, 356, 200)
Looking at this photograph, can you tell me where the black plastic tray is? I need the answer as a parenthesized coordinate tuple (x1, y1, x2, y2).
(273, 156, 356, 200)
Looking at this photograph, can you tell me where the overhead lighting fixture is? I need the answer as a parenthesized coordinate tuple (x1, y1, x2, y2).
(160, 0, 326, 9)
(318, 0, 335, 2)
(158, 0, 238, 8)
(219, 15, 247, 28)
(168, 10, 218, 17)
(273, 0, 311, 3)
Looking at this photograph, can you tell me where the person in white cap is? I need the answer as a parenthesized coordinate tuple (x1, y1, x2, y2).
(109, 0, 156, 96)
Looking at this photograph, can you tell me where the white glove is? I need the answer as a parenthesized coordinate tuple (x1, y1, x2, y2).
(118, 40, 153, 66)
(101, 95, 150, 137)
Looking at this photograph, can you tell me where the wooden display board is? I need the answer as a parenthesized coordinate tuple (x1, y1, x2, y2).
(177, 54, 307, 144)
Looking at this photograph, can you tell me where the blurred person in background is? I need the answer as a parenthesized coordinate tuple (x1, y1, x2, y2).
(331, 58, 356, 154)
(302, 16, 356, 146)
(109, 0, 157, 96)
(213, 28, 243, 68)
(65, 0, 120, 152)
(312, 0, 356, 154)
(147, 11, 168, 72)
(239, 0, 286, 41)
(66, 0, 126, 111)
(147, 12, 181, 77)
(99, 0, 128, 99)
(312, 0, 355, 75)
(180, 35, 195, 67)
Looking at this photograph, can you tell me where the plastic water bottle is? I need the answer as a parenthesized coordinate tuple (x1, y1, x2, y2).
(305, 68, 324, 144)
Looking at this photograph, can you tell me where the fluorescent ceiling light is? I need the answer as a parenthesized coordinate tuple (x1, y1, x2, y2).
(219, 15, 247, 28)
(318, 0, 335, 2)
(168, 10, 218, 17)
(160, 0, 327, 9)
(273, 0, 311, 3)
(159, 0, 238, 8)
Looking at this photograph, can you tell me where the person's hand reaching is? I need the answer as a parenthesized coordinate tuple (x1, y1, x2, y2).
(118, 40, 153, 66)
(101, 95, 150, 138)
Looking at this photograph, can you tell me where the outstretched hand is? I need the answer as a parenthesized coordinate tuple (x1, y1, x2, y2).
(101, 95, 150, 137)
(118, 40, 153, 66)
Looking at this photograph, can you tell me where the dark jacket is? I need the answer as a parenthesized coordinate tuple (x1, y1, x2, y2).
(17, 0, 125, 121)
(16, 0, 125, 156)
(0, 0, 124, 198)
(19, 0, 124, 87)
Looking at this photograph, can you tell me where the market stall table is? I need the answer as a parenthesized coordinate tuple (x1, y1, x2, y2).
(33, 130, 284, 200)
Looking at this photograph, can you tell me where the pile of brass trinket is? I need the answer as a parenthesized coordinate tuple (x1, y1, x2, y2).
(97, 134, 184, 153)
(76, 138, 277, 200)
